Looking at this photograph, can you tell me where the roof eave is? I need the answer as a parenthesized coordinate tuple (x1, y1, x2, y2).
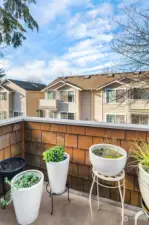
(95, 78, 126, 90)
(42, 80, 82, 91)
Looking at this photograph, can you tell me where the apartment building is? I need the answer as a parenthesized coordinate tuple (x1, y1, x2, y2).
(38, 72, 149, 125)
(0, 79, 46, 119)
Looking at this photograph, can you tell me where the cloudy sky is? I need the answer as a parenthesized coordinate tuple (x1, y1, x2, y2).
(0, 0, 148, 84)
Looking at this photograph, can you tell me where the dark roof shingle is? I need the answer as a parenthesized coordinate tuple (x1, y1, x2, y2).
(9, 79, 46, 91)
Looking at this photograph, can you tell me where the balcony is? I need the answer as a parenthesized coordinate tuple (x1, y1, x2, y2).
(129, 100, 149, 111)
(0, 186, 141, 225)
(0, 117, 148, 224)
(39, 99, 58, 111)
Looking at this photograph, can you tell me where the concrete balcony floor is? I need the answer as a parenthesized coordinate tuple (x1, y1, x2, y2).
(0, 185, 148, 225)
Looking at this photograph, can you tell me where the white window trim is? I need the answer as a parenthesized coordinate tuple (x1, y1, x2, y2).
(0, 111, 7, 120)
(105, 88, 127, 104)
(59, 90, 75, 103)
(13, 111, 24, 117)
(131, 113, 149, 125)
(60, 111, 75, 120)
(129, 88, 149, 101)
(48, 111, 57, 118)
(46, 91, 55, 100)
(0, 92, 7, 100)
(105, 113, 126, 123)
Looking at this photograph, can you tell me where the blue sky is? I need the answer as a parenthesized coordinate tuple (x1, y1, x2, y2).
(0, 0, 148, 84)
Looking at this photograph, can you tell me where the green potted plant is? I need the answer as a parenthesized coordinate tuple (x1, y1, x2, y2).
(130, 141, 149, 209)
(89, 144, 127, 176)
(0, 170, 44, 224)
(43, 146, 70, 194)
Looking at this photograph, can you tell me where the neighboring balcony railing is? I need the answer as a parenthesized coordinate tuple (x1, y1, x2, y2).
(39, 99, 58, 111)
(129, 100, 149, 110)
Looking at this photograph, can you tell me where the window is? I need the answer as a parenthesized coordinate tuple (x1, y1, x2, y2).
(0, 111, 7, 120)
(106, 89, 126, 103)
(132, 114, 148, 125)
(47, 91, 55, 100)
(130, 88, 149, 100)
(60, 91, 75, 103)
(68, 91, 75, 102)
(0, 92, 7, 100)
(106, 114, 125, 123)
(13, 112, 23, 117)
(61, 112, 75, 120)
(49, 111, 56, 118)
(36, 110, 45, 117)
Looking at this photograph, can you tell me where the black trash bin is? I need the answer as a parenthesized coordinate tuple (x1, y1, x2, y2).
(0, 157, 26, 203)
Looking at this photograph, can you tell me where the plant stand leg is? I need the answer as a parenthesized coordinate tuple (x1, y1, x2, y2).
(89, 174, 96, 223)
(96, 177, 100, 210)
(134, 211, 144, 225)
(51, 194, 53, 215)
(118, 180, 125, 225)
(123, 180, 125, 203)
(67, 184, 70, 201)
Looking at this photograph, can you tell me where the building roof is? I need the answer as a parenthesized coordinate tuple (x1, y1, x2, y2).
(45, 71, 146, 91)
(1, 84, 14, 92)
(8, 79, 46, 91)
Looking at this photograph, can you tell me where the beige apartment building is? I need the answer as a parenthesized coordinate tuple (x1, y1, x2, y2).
(38, 72, 149, 125)
(0, 79, 46, 119)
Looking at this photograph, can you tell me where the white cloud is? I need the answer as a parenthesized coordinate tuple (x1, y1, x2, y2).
(0, 59, 11, 69)
(2, 59, 76, 84)
(4, 60, 49, 84)
(67, 8, 114, 40)
(32, 0, 91, 25)
(5, 0, 149, 84)
(87, 3, 113, 19)
(64, 3, 115, 69)
(2, 2, 117, 83)
(118, 0, 149, 8)
(79, 62, 114, 74)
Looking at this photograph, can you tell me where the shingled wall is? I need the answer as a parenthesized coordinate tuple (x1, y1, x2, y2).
(0, 121, 24, 195)
(24, 121, 144, 207)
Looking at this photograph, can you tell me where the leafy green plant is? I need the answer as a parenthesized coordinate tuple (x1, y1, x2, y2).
(43, 146, 65, 162)
(0, 173, 40, 208)
(93, 148, 123, 159)
(130, 141, 149, 173)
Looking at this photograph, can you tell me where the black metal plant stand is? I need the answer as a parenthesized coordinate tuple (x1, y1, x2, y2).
(46, 182, 70, 215)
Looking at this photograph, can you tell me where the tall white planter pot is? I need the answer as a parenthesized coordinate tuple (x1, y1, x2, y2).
(11, 170, 44, 225)
(89, 144, 127, 176)
(46, 153, 70, 194)
(139, 164, 149, 209)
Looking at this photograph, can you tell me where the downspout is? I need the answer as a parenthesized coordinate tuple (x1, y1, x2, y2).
(102, 89, 104, 122)
(91, 89, 94, 121)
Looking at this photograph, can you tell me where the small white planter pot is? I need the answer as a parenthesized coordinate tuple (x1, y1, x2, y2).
(139, 164, 149, 209)
(11, 170, 44, 225)
(46, 153, 70, 194)
(89, 144, 127, 176)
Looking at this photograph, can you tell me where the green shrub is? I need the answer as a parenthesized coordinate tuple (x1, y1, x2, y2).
(43, 146, 65, 162)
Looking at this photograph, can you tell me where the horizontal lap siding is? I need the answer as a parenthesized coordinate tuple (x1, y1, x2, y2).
(24, 121, 146, 207)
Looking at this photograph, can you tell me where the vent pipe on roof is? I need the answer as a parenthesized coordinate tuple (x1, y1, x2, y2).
(83, 76, 91, 79)
(107, 73, 115, 77)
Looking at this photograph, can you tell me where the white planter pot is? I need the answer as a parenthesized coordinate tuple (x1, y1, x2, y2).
(89, 144, 127, 176)
(139, 164, 149, 209)
(11, 170, 44, 225)
(46, 153, 70, 194)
